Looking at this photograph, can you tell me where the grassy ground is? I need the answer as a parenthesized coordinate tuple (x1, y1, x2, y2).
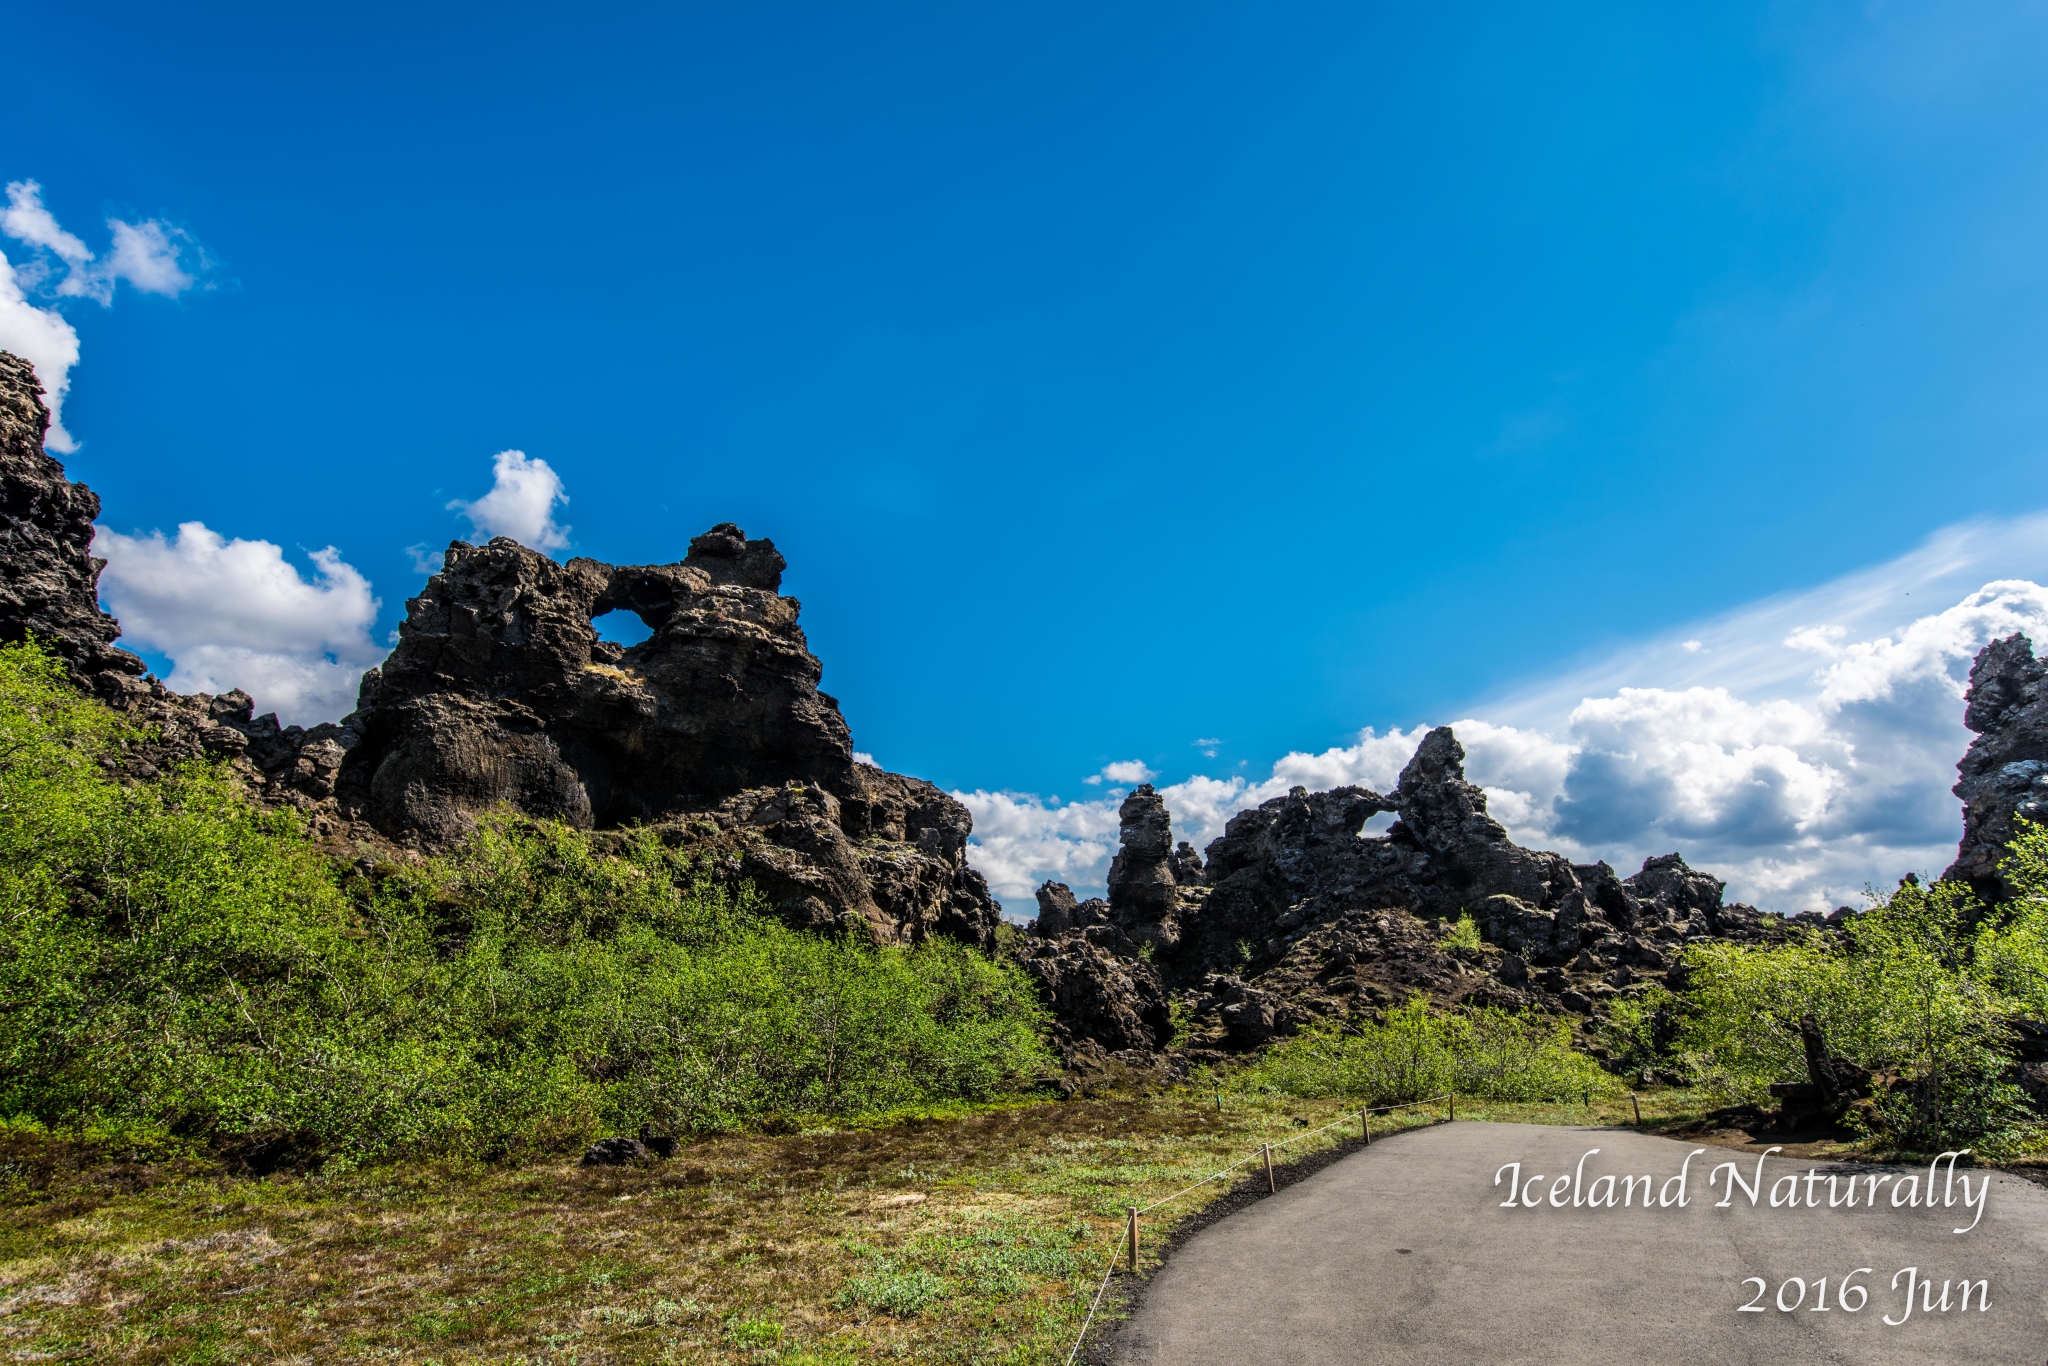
(0, 1089, 1709, 1365)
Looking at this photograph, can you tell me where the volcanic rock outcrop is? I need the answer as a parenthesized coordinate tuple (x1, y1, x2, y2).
(1033, 725, 1787, 1053)
(0, 350, 998, 949)
(1008, 787, 1210, 1058)
(340, 530, 850, 840)
(333, 530, 1000, 945)
(1945, 632, 2048, 903)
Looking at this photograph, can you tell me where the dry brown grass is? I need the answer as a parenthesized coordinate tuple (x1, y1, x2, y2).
(0, 1089, 1708, 1364)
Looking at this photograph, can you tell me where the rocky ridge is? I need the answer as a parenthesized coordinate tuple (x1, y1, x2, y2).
(1025, 727, 1794, 1056)
(0, 351, 997, 949)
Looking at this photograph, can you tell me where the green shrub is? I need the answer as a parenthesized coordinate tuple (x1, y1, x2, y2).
(1670, 843, 2048, 1155)
(1240, 996, 1614, 1105)
(1596, 986, 1676, 1080)
(0, 640, 1055, 1166)
(1443, 913, 1483, 951)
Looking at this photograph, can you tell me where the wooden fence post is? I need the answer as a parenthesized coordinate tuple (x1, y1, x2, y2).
(1631, 1092, 1642, 1127)
(1263, 1143, 1275, 1192)
(1126, 1206, 1139, 1272)
(1448, 1093, 1456, 1122)
(1361, 1109, 1370, 1144)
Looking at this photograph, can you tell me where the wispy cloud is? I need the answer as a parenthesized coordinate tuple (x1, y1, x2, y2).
(94, 523, 385, 726)
(958, 514, 2048, 917)
(448, 449, 571, 552)
(0, 179, 207, 450)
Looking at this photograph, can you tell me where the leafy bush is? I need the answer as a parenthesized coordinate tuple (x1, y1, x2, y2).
(1596, 986, 1676, 1080)
(1443, 913, 1483, 951)
(1240, 997, 1614, 1105)
(1669, 842, 2048, 1155)
(0, 641, 1054, 1166)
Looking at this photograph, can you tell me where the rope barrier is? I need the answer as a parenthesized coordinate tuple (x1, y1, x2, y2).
(1059, 1091, 1455, 1363)
(1063, 1243, 1122, 1366)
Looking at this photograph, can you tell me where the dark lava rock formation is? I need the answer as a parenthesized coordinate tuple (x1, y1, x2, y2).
(1029, 728, 1788, 1054)
(335, 528, 1000, 945)
(0, 350, 998, 949)
(340, 529, 850, 841)
(1945, 632, 2048, 903)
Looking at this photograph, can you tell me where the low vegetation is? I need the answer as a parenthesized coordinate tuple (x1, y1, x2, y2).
(0, 640, 1054, 1169)
(1238, 996, 1615, 1106)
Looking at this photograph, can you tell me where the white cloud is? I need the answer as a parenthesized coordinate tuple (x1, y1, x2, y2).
(957, 515, 2048, 918)
(952, 790, 1123, 906)
(0, 249, 82, 451)
(94, 523, 385, 726)
(0, 182, 91, 271)
(101, 219, 196, 298)
(1083, 758, 1156, 787)
(448, 449, 570, 551)
(0, 180, 206, 451)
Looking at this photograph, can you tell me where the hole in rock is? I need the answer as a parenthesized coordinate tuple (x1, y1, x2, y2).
(592, 609, 654, 647)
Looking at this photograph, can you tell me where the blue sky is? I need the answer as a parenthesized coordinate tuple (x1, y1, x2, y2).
(7, 2, 2048, 912)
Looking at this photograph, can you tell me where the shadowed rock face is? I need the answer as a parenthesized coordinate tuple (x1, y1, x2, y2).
(1946, 633, 2048, 903)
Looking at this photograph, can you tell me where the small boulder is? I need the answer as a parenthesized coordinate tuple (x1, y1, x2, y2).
(581, 1137, 653, 1166)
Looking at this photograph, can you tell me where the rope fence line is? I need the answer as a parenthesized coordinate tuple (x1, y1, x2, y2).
(1060, 1091, 1457, 1366)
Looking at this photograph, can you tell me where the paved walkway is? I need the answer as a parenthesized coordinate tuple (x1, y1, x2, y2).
(1113, 1121, 2048, 1364)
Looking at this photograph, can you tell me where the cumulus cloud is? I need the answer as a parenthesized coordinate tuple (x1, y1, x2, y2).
(0, 180, 206, 450)
(448, 449, 570, 551)
(1084, 759, 1157, 786)
(0, 251, 82, 451)
(94, 523, 385, 726)
(951, 790, 1124, 904)
(957, 516, 2048, 918)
